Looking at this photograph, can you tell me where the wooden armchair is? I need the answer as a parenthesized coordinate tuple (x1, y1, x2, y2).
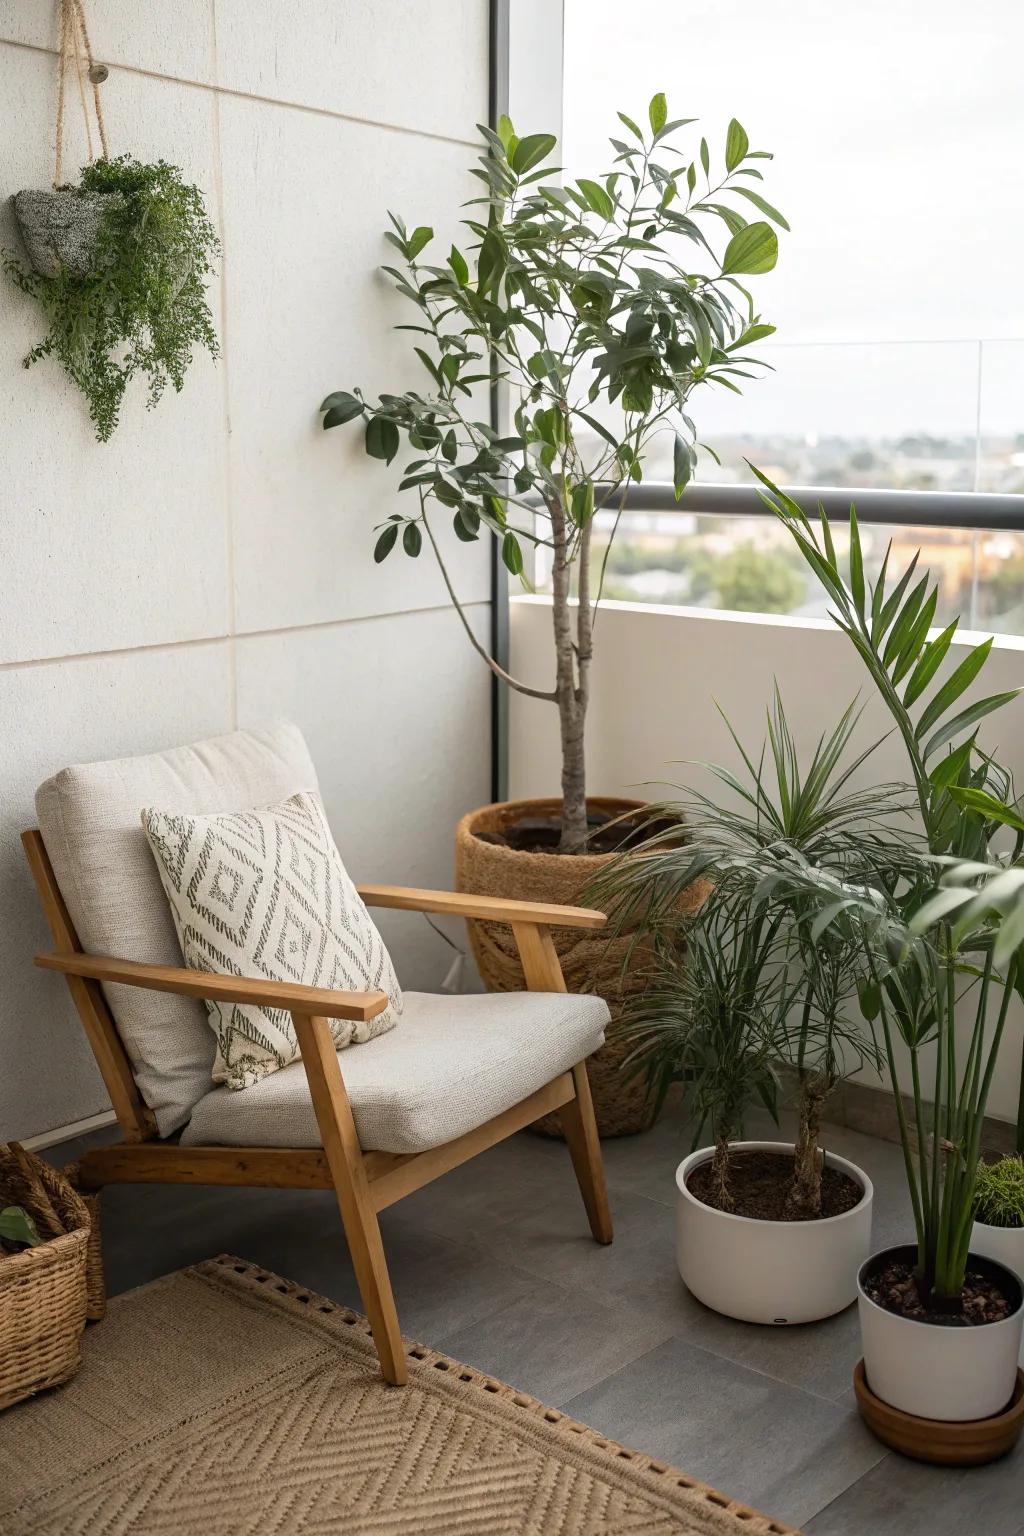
(23, 795, 612, 1387)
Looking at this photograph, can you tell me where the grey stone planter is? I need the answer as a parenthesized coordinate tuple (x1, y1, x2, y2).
(11, 188, 112, 278)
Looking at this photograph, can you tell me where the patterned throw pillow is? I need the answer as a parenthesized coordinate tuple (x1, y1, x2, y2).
(141, 792, 402, 1090)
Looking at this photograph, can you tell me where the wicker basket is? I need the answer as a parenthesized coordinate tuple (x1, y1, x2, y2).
(0, 1145, 90, 1412)
(63, 1162, 106, 1321)
(455, 798, 708, 1138)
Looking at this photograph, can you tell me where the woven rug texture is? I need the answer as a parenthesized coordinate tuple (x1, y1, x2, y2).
(0, 1255, 799, 1535)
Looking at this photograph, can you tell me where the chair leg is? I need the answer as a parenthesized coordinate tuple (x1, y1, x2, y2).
(291, 1012, 407, 1385)
(560, 1060, 613, 1245)
(331, 1178, 407, 1386)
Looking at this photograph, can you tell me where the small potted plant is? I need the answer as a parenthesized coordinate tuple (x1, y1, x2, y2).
(971, 1155, 1024, 1367)
(317, 97, 785, 1133)
(759, 474, 1024, 1459)
(594, 690, 896, 1322)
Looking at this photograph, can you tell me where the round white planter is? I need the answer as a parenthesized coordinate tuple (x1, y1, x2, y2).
(970, 1220, 1024, 1367)
(858, 1244, 1024, 1421)
(675, 1140, 873, 1325)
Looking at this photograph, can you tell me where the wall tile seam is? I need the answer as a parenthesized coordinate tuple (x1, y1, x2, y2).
(0, 600, 492, 675)
(0, 36, 482, 150)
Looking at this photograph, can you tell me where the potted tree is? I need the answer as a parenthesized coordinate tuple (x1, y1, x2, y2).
(594, 690, 896, 1321)
(319, 97, 785, 1132)
(758, 476, 1024, 1460)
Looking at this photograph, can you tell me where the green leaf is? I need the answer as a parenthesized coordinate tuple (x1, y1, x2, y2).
(673, 433, 692, 499)
(849, 507, 865, 616)
(700, 137, 710, 178)
(0, 1206, 41, 1248)
(725, 118, 749, 171)
(407, 225, 433, 259)
(617, 111, 644, 140)
(454, 505, 480, 542)
(448, 245, 469, 286)
(373, 524, 398, 562)
(946, 787, 1024, 832)
(511, 133, 556, 174)
(322, 395, 363, 428)
(720, 222, 778, 276)
(501, 530, 524, 576)
(730, 185, 790, 230)
(403, 522, 422, 557)
(914, 638, 994, 742)
(496, 114, 515, 153)
(365, 415, 400, 464)
(903, 621, 958, 707)
(648, 93, 667, 135)
(922, 691, 1020, 760)
(570, 481, 595, 526)
(577, 178, 615, 220)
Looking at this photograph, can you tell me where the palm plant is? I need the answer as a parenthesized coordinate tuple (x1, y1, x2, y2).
(755, 471, 1023, 1308)
(592, 687, 906, 1213)
(621, 886, 787, 1211)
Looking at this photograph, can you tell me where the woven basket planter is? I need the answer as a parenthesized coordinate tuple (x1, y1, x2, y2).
(11, 188, 111, 277)
(63, 1163, 106, 1321)
(0, 1146, 90, 1411)
(455, 797, 707, 1138)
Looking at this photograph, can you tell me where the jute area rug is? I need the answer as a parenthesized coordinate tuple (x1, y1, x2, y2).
(0, 1255, 799, 1536)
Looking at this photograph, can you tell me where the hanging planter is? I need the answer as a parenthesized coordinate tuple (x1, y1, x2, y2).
(2, 0, 220, 440)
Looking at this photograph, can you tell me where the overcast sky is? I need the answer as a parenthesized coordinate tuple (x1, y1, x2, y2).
(563, 0, 1023, 437)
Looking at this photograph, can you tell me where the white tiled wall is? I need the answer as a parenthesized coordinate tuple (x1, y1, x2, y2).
(0, 2, 491, 1140)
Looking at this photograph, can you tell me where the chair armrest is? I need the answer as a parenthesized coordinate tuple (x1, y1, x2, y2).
(34, 952, 389, 1022)
(356, 883, 607, 930)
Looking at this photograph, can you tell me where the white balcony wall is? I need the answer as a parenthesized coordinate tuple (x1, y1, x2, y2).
(509, 597, 1024, 1123)
(0, 1, 491, 1141)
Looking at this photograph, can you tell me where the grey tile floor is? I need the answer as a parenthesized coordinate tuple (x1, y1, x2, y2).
(47, 1110, 1023, 1535)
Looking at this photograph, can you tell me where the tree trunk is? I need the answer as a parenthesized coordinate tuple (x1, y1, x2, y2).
(549, 497, 591, 854)
(786, 1072, 832, 1217)
(710, 1135, 734, 1213)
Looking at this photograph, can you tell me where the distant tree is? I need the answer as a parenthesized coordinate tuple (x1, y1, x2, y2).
(713, 544, 804, 614)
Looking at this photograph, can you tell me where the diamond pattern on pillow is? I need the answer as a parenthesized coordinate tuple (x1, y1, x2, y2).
(142, 792, 402, 1089)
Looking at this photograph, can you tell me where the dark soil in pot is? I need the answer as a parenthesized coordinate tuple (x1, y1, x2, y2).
(475, 806, 677, 856)
(863, 1254, 1019, 1326)
(687, 1149, 864, 1221)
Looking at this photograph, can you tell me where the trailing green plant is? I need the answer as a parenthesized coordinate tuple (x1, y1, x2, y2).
(592, 687, 906, 1214)
(972, 1155, 1024, 1229)
(319, 97, 784, 852)
(754, 470, 1024, 1308)
(3, 155, 220, 440)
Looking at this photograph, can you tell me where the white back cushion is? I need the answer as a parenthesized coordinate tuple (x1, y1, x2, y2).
(36, 722, 320, 1135)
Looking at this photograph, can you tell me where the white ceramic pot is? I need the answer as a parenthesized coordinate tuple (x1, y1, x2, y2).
(858, 1244, 1024, 1421)
(970, 1220, 1024, 1366)
(675, 1140, 873, 1324)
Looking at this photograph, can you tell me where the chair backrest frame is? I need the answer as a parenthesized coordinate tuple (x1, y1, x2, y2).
(22, 829, 157, 1142)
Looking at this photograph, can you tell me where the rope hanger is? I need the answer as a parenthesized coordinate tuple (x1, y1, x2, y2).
(54, 0, 109, 187)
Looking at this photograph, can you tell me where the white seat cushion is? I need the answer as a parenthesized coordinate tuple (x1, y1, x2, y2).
(36, 723, 320, 1136)
(182, 989, 609, 1154)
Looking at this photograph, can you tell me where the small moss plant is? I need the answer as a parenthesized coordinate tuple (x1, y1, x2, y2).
(973, 1156, 1024, 1230)
(3, 155, 220, 440)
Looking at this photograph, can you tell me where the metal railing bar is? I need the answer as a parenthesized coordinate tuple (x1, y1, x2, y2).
(599, 482, 1024, 532)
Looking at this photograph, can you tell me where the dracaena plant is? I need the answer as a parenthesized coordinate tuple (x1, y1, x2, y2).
(755, 472, 1024, 1308)
(319, 97, 784, 852)
(591, 687, 904, 1214)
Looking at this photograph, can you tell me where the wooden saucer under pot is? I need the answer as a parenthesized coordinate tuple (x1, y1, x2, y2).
(854, 1360, 1024, 1465)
